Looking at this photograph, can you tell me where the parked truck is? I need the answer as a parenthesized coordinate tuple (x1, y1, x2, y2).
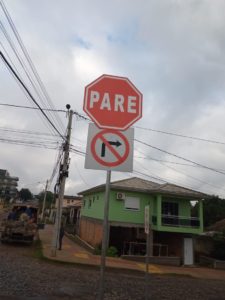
(0, 204, 38, 244)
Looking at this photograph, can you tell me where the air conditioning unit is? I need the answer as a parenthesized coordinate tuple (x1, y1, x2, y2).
(116, 192, 125, 200)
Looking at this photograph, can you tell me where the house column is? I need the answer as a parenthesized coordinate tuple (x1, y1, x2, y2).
(156, 194, 162, 228)
(198, 199, 204, 232)
(149, 228, 154, 256)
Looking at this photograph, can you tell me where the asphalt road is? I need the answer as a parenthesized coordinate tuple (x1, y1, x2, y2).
(0, 241, 225, 300)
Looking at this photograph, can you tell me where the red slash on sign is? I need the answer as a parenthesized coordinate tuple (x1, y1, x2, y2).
(91, 129, 130, 167)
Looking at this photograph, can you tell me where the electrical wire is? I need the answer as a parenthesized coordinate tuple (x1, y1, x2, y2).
(135, 153, 225, 194)
(0, 0, 65, 134)
(134, 159, 214, 195)
(0, 137, 60, 149)
(48, 146, 64, 187)
(0, 39, 47, 119)
(0, 102, 89, 121)
(133, 170, 166, 183)
(0, 126, 60, 138)
(0, 102, 67, 112)
(135, 139, 225, 177)
(0, 20, 57, 136)
(135, 125, 225, 146)
(0, 51, 65, 139)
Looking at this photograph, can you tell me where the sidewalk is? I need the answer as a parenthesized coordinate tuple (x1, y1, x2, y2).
(39, 225, 225, 280)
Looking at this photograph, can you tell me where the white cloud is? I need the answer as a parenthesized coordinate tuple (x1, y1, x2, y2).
(1, 0, 225, 198)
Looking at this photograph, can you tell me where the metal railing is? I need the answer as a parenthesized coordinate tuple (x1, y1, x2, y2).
(122, 241, 168, 256)
(152, 215, 200, 228)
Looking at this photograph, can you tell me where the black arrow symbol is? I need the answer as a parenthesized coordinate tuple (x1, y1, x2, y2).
(101, 140, 122, 157)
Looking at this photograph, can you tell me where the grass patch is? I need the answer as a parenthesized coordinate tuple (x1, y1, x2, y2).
(32, 239, 45, 259)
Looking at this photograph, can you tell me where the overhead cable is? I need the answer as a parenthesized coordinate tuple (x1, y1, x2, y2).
(135, 125, 225, 146)
(0, 102, 67, 112)
(0, 103, 89, 121)
(135, 139, 225, 176)
(0, 0, 65, 133)
(0, 51, 65, 139)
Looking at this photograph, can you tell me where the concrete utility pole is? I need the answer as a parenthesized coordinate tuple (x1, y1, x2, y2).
(51, 106, 73, 257)
(40, 179, 48, 222)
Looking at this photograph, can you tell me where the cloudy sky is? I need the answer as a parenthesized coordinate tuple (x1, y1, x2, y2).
(1, 0, 225, 198)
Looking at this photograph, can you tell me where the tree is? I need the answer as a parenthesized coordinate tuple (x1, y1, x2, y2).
(19, 188, 33, 202)
(37, 191, 54, 210)
(203, 196, 225, 228)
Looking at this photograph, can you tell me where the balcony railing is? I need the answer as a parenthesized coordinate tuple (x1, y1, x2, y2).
(152, 214, 200, 228)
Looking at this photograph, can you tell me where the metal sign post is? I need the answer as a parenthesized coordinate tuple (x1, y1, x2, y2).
(145, 205, 150, 300)
(83, 75, 143, 300)
(98, 170, 111, 300)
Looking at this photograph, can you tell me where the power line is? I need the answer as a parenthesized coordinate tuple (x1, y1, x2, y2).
(135, 155, 198, 167)
(0, 137, 60, 150)
(0, 102, 89, 121)
(2, 100, 224, 147)
(48, 147, 64, 187)
(0, 51, 65, 139)
(0, 39, 18, 74)
(0, 126, 60, 137)
(134, 158, 215, 195)
(136, 154, 225, 193)
(0, 41, 57, 132)
(135, 138, 225, 177)
(0, 0, 65, 134)
(0, 20, 55, 131)
(0, 102, 66, 112)
(134, 148, 225, 172)
(133, 170, 166, 183)
(74, 160, 91, 187)
(70, 146, 86, 156)
(135, 125, 225, 146)
(132, 169, 214, 196)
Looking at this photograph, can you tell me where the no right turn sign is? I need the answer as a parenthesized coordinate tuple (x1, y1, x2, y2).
(85, 123, 134, 172)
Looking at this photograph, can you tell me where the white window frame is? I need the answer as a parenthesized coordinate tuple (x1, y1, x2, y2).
(124, 196, 140, 211)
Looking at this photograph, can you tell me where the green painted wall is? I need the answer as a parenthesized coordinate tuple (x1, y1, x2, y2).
(109, 190, 154, 224)
(81, 192, 105, 219)
(81, 190, 154, 224)
(80, 189, 203, 234)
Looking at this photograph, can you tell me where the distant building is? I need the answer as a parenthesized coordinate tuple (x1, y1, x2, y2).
(55, 195, 82, 209)
(50, 195, 82, 234)
(0, 169, 19, 204)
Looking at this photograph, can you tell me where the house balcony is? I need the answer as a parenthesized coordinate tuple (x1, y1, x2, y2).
(152, 214, 200, 229)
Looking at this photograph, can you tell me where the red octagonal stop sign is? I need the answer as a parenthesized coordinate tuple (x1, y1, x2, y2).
(83, 74, 142, 131)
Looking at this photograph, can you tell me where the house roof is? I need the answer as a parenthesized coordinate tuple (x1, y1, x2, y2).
(157, 183, 207, 198)
(78, 177, 209, 199)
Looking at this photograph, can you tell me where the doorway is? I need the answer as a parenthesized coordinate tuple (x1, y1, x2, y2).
(184, 237, 194, 265)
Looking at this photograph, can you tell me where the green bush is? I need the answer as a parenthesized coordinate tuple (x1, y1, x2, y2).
(94, 244, 118, 257)
(106, 246, 118, 257)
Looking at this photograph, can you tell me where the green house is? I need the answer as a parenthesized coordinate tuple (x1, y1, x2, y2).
(78, 177, 208, 265)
